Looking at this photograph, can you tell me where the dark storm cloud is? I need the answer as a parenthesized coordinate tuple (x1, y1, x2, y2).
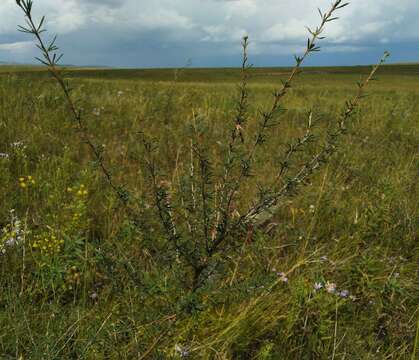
(0, 0, 418, 67)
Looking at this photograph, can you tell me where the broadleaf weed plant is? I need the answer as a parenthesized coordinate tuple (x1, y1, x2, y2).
(16, 0, 389, 291)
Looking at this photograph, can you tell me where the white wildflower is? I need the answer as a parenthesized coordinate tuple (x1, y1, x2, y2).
(11, 141, 26, 149)
(175, 344, 190, 358)
(1, 210, 25, 255)
(339, 290, 349, 298)
(314, 282, 323, 291)
(325, 281, 336, 294)
(277, 272, 288, 283)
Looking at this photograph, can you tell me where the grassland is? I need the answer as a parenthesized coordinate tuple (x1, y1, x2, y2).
(0, 64, 418, 359)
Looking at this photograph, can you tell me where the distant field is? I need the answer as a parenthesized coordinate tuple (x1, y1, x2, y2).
(0, 64, 417, 359)
(1, 63, 419, 83)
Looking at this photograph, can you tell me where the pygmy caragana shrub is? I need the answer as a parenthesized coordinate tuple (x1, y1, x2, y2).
(16, 0, 389, 290)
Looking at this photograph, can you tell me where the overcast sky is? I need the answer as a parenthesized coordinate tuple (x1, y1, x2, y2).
(0, 0, 418, 67)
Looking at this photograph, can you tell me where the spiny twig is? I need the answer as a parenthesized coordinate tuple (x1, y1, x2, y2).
(211, 0, 350, 254)
(16, 0, 139, 218)
(242, 51, 390, 226)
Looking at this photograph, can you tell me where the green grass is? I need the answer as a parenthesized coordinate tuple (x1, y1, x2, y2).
(0, 65, 418, 359)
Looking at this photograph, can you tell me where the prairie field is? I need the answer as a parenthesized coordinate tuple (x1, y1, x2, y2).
(0, 64, 418, 359)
